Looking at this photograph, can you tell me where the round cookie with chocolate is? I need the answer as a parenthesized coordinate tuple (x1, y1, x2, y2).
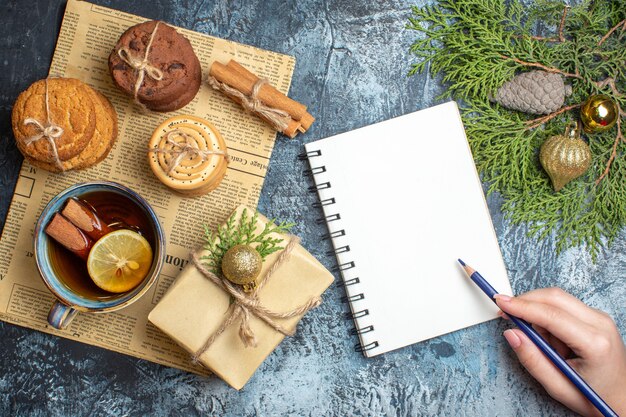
(109, 20, 202, 112)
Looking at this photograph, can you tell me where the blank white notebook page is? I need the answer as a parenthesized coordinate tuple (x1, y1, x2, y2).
(304, 101, 512, 357)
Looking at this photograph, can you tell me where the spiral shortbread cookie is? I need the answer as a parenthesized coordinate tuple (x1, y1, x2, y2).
(148, 115, 228, 196)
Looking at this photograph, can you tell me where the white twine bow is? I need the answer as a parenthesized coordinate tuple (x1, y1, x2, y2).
(116, 21, 164, 106)
(23, 79, 65, 171)
(149, 129, 227, 175)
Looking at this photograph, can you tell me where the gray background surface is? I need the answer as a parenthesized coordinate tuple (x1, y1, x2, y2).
(1, 1, 624, 416)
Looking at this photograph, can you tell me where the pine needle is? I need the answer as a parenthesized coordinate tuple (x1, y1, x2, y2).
(201, 208, 293, 275)
(407, 0, 626, 259)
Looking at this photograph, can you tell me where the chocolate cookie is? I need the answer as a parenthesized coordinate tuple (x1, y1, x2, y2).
(109, 21, 202, 112)
(12, 78, 97, 165)
(144, 80, 201, 112)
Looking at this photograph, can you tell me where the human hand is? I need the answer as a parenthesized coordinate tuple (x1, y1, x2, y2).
(494, 288, 626, 417)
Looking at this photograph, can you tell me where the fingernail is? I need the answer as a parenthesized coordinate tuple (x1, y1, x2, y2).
(503, 329, 521, 349)
(496, 310, 509, 320)
(494, 294, 512, 302)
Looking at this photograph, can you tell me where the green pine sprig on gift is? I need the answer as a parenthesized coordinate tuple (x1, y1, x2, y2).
(407, 0, 626, 258)
(201, 208, 294, 275)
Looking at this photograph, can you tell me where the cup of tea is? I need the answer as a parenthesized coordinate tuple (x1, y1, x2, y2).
(34, 181, 165, 329)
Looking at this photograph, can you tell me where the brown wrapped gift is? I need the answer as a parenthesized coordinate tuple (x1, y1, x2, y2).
(148, 205, 334, 389)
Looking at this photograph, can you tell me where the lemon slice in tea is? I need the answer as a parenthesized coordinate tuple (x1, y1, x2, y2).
(87, 229, 153, 293)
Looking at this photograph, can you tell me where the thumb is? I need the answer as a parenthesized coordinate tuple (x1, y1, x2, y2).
(503, 329, 582, 405)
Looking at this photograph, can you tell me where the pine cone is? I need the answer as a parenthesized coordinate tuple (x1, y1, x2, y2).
(492, 70, 572, 115)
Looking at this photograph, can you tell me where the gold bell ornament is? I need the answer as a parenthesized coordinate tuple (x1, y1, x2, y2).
(221, 244, 262, 292)
(539, 122, 591, 192)
(580, 94, 618, 134)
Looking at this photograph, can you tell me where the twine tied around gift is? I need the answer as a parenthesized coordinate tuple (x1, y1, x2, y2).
(207, 76, 292, 132)
(190, 236, 322, 362)
(148, 129, 228, 175)
(23, 78, 65, 171)
(117, 21, 163, 108)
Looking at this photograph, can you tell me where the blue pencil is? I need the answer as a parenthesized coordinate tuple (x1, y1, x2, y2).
(457, 259, 618, 417)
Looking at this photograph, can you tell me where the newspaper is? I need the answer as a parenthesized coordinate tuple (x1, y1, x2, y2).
(0, 0, 295, 375)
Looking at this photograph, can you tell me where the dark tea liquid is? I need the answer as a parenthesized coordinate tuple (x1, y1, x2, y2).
(47, 190, 155, 300)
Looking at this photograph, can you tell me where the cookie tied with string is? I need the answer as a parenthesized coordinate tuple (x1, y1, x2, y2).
(109, 20, 202, 112)
(148, 115, 229, 196)
(11, 78, 118, 173)
(12, 78, 96, 165)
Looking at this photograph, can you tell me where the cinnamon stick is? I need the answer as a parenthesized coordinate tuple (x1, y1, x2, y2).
(209, 60, 315, 137)
(45, 213, 93, 260)
(210, 67, 302, 137)
(226, 61, 307, 117)
(226, 60, 315, 131)
(62, 198, 113, 241)
(226, 59, 315, 131)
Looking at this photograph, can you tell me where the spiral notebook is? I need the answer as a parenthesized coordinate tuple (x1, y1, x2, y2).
(304, 101, 512, 357)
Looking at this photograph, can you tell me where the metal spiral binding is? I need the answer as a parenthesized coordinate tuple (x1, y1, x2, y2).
(304, 147, 378, 355)
(316, 213, 340, 225)
(333, 261, 355, 272)
(336, 277, 360, 290)
(340, 293, 364, 303)
(313, 197, 335, 208)
(344, 308, 368, 319)
(321, 229, 345, 240)
(350, 325, 374, 336)
(327, 245, 350, 256)
(303, 166, 326, 177)
(340, 277, 359, 287)
(355, 341, 379, 353)
(298, 149, 322, 160)
(308, 182, 331, 193)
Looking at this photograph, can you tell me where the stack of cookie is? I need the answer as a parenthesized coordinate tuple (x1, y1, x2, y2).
(109, 21, 202, 112)
(11, 78, 118, 173)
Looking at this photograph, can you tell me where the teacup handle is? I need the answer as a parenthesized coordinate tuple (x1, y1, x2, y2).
(48, 301, 78, 329)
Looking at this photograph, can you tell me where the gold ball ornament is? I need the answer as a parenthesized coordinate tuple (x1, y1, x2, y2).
(540, 123, 591, 192)
(580, 94, 618, 133)
(221, 245, 262, 291)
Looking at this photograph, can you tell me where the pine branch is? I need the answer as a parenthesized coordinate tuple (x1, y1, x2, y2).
(201, 209, 293, 275)
(556, 5, 570, 42)
(517, 5, 570, 42)
(598, 19, 626, 47)
(500, 55, 582, 79)
(525, 104, 582, 130)
(595, 77, 624, 97)
(407, 0, 626, 258)
(592, 77, 625, 184)
(595, 104, 625, 185)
